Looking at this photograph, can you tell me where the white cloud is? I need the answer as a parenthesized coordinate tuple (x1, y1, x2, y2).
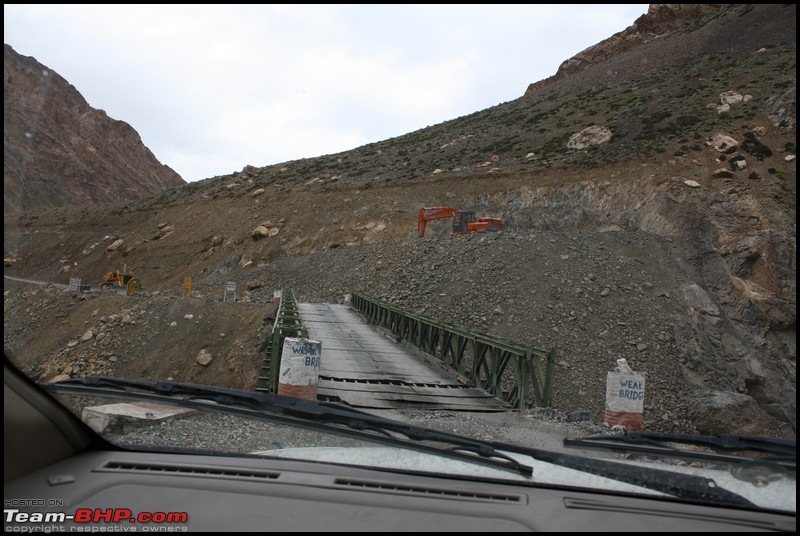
(4, 4, 648, 182)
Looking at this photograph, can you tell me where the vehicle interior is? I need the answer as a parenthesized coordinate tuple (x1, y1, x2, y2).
(5, 354, 795, 532)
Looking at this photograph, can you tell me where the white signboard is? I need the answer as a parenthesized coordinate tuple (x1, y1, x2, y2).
(606, 371, 645, 411)
(604, 371, 645, 430)
(223, 281, 237, 302)
(69, 278, 81, 294)
(277, 338, 322, 400)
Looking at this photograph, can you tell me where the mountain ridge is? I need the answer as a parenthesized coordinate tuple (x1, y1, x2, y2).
(3, 43, 185, 215)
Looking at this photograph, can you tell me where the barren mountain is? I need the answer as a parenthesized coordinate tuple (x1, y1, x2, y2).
(3, 44, 185, 214)
(3, 4, 796, 439)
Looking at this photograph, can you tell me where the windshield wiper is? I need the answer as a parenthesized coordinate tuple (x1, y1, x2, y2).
(479, 437, 760, 508)
(564, 431, 796, 471)
(39, 376, 533, 478)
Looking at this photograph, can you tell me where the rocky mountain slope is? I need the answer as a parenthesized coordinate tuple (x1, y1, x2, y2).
(3, 44, 185, 214)
(3, 4, 796, 438)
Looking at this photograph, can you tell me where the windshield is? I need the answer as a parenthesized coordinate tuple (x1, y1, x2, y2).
(3, 3, 796, 528)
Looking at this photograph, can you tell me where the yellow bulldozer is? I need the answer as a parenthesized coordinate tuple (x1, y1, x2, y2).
(101, 267, 141, 295)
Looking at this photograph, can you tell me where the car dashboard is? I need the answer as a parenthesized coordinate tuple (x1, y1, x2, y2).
(6, 448, 797, 532)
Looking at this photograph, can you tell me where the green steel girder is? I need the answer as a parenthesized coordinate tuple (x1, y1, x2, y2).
(256, 288, 308, 393)
(350, 293, 556, 409)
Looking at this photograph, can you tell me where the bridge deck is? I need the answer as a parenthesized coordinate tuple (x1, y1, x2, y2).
(300, 303, 509, 411)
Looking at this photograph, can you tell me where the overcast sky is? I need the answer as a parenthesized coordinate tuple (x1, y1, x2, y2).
(5, 4, 648, 183)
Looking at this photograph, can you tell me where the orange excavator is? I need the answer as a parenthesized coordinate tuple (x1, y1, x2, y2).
(418, 207, 506, 238)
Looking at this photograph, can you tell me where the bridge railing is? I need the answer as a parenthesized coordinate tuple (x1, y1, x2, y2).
(256, 288, 308, 393)
(350, 293, 556, 409)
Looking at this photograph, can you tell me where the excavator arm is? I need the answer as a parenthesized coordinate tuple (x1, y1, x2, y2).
(418, 207, 458, 237)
